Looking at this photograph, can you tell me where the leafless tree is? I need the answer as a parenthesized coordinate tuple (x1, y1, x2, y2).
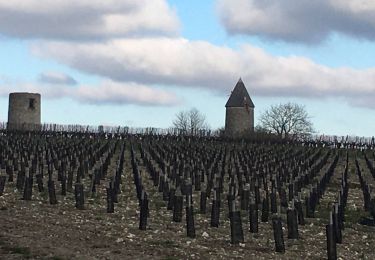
(259, 102, 314, 138)
(173, 108, 209, 135)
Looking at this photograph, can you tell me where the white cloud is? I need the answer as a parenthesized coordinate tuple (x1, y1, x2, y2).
(0, 0, 179, 39)
(38, 71, 77, 85)
(0, 80, 180, 107)
(330, 0, 375, 13)
(73, 81, 181, 106)
(32, 37, 375, 109)
(32, 38, 242, 88)
(217, 0, 375, 43)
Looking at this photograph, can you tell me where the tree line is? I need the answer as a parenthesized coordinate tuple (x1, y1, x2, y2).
(172, 103, 314, 138)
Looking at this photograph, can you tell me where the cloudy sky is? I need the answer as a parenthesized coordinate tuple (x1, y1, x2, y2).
(1, 0, 375, 136)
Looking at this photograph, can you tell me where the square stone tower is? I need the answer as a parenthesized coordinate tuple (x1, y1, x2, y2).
(7, 92, 41, 131)
(225, 79, 254, 137)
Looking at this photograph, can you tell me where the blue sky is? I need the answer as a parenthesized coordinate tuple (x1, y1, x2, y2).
(0, 0, 375, 136)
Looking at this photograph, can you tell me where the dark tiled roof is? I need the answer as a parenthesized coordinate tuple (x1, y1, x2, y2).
(225, 78, 255, 108)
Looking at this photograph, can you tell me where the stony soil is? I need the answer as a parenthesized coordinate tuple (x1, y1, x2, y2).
(0, 149, 375, 260)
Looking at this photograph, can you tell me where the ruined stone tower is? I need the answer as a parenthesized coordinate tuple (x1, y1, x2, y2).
(8, 92, 41, 131)
(225, 79, 254, 137)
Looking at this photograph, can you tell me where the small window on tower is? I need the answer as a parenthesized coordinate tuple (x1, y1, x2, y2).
(29, 98, 35, 110)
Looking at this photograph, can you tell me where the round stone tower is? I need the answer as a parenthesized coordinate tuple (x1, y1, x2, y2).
(8, 92, 41, 131)
(225, 79, 254, 138)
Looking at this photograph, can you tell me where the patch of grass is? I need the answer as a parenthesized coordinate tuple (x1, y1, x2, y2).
(315, 205, 331, 221)
(154, 200, 165, 210)
(349, 182, 362, 190)
(3, 245, 32, 258)
(40, 190, 48, 200)
(95, 215, 103, 221)
(345, 208, 366, 225)
(151, 239, 180, 249)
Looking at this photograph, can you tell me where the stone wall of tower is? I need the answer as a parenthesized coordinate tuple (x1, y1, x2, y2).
(8, 92, 41, 131)
(225, 107, 254, 137)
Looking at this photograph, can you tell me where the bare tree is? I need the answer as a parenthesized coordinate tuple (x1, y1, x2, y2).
(173, 108, 209, 135)
(173, 110, 189, 133)
(259, 102, 314, 138)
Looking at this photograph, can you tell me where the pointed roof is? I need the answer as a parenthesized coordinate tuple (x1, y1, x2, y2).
(225, 78, 255, 108)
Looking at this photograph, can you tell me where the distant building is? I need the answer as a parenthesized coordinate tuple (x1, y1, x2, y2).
(8, 92, 41, 131)
(225, 79, 254, 137)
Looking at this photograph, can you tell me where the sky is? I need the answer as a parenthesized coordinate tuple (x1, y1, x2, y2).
(0, 0, 375, 136)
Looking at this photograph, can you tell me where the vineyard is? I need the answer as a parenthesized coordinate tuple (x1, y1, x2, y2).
(0, 131, 374, 259)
